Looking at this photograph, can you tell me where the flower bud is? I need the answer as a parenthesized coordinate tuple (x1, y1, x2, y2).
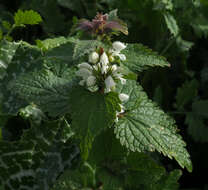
(86, 76, 96, 86)
(112, 41, 126, 52)
(89, 52, 99, 64)
(100, 52, 109, 65)
(111, 65, 117, 72)
(109, 55, 115, 62)
(119, 93, 129, 102)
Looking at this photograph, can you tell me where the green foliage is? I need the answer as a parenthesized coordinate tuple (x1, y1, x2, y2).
(14, 10, 42, 27)
(163, 12, 179, 37)
(0, 120, 79, 190)
(70, 88, 120, 159)
(1, 2, 205, 189)
(9, 69, 75, 117)
(122, 43, 170, 72)
(115, 80, 192, 172)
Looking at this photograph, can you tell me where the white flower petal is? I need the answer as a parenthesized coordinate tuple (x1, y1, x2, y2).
(118, 54, 126, 61)
(112, 41, 126, 52)
(79, 80, 85, 86)
(105, 75, 116, 91)
(100, 52, 109, 65)
(111, 65, 117, 72)
(120, 78, 126, 85)
(76, 68, 92, 80)
(86, 76, 96, 86)
(89, 52, 99, 64)
(101, 64, 109, 74)
(119, 93, 129, 102)
(78, 62, 92, 70)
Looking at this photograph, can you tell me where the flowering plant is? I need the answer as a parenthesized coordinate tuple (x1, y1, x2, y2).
(0, 9, 192, 190)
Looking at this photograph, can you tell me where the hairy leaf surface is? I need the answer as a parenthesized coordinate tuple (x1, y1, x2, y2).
(122, 43, 170, 72)
(115, 80, 192, 172)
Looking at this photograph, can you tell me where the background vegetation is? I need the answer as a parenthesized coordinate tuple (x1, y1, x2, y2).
(0, 0, 208, 189)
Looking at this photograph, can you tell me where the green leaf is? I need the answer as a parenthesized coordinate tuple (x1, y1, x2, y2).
(89, 128, 126, 165)
(153, 170, 182, 190)
(71, 38, 104, 60)
(0, 40, 19, 70)
(185, 100, 208, 142)
(9, 69, 75, 117)
(14, 9, 42, 27)
(36, 36, 71, 51)
(122, 43, 170, 73)
(125, 152, 165, 188)
(163, 12, 179, 37)
(175, 79, 199, 110)
(0, 120, 79, 190)
(115, 80, 192, 172)
(70, 88, 119, 159)
(0, 41, 42, 115)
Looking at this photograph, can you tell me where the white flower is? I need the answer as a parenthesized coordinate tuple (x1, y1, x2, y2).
(101, 63, 109, 74)
(100, 52, 109, 65)
(78, 62, 92, 70)
(118, 54, 126, 61)
(76, 68, 92, 80)
(111, 65, 117, 72)
(86, 76, 96, 86)
(105, 75, 116, 92)
(79, 80, 85, 86)
(120, 77, 126, 85)
(119, 93, 129, 102)
(89, 52, 99, 64)
(112, 41, 126, 52)
(93, 65, 99, 71)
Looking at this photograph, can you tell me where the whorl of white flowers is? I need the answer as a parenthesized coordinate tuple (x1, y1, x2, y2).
(76, 41, 129, 121)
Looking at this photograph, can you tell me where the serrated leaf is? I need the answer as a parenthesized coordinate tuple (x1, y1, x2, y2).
(153, 170, 182, 190)
(125, 152, 165, 188)
(14, 10, 42, 27)
(0, 42, 42, 115)
(123, 43, 170, 73)
(36, 36, 71, 51)
(71, 39, 104, 60)
(175, 79, 199, 110)
(70, 88, 120, 159)
(0, 120, 79, 190)
(9, 69, 75, 117)
(115, 80, 192, 172)
(164, 12, 179, 37)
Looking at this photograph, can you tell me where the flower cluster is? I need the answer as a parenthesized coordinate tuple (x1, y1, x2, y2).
(76, 41, 129, 122)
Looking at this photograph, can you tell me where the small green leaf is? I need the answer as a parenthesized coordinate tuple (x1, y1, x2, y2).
(115, 80, 192, 172)
(14, 10, 42, 27)
(123, 43, 170, 73)
(163, 12, 179, 37)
